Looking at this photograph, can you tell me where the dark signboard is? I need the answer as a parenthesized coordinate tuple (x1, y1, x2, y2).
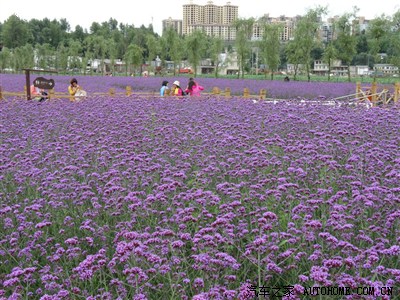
(33, 77, 55, 89)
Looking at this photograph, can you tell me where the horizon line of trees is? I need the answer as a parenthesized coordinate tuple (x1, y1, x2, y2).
(0, 6, 399, 81)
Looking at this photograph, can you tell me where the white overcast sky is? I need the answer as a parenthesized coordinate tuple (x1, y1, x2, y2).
(1, 0, 399, 35)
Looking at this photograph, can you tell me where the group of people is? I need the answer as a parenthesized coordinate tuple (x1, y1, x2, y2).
(31, 76, 206, 101)
(30, 78, 87, 102)
(160, 78, 204, 97)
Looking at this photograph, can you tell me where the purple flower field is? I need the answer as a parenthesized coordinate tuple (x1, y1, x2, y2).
(1, 77, 400, 299)
(0, 74, 369, 99)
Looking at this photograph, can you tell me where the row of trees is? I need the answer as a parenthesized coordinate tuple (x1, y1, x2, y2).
(1, 7, 400, 81)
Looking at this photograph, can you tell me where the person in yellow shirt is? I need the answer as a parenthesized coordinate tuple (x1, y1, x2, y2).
(68, 78, 86, 100)
(68, 78, 80, 96)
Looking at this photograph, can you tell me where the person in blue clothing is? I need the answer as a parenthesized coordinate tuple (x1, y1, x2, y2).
(160, 80, 169, 96)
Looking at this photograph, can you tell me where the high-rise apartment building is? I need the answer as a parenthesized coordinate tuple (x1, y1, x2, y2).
(183, 1, 238, 40)
(162, 18, 183, 35)
(251, 14, 299, 42)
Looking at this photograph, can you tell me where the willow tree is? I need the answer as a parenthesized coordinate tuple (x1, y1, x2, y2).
(146, 34, 160, 73)
(56, 43, 69, 72)
(162, 27, 182, 76)
(0, 47, 13, 71)
(366, 14, 392, 80)
(12, 44, 34, 71)
(124, 44, 143, 76)
(285, 41, 302, 80)
(322, 42, 339, 81)
(206, 35, 224, 78)
(389, 10, 400, 71)
(234, 18, 255, 79)
(106, 38, 117, 75)
(292, 7, 327, 82)
(259, 23, 282, 80)
(334, 11, 359, 82)
(185, 30, 208, 76)
(36, 43, 54, 69)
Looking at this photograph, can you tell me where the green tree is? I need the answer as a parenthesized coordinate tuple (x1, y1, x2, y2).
(185, 30, 207, 76)
(2, 15, 31, 48)
(292, 7, 327, 82)
(285, 41, 302, 80)
(334, 11, 359, 81)
(89, 22, 102, 35)
(234, 18, 255, 79)
(124, 44, 143, 76)
(208, 35, 224, 78)
(106, 38, 117, 74)
(13, 44, 34, 71)
(367, 14, 392, 79)
(56, 43, 69, 72)
(28, 18, 68, 49)
(67, 39, 83, 71)
(36, 43, 54, 69)
(0, 47, 13, 71)
(162, 27, 182, 76)
(388, 10, 400, 71)
(356, 34, 369, 53)
(146, 34, 160, 73)
(322, 42, 339, 81)
(71, 25, 87, 43)
(259, 23, 282, 79)
(85, 35, 108, 74)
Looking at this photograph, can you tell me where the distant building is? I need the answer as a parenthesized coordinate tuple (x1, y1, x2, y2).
(349, 65, 369, 76)
(374, 64, 399, 76)
(183, 1, 238, 40)
(252, 14, 298, 41)
(319, 17, 337, 43)
(162, 18, 183, 35)
(313, 59, 348, 76)
(197, 51, 239, 75)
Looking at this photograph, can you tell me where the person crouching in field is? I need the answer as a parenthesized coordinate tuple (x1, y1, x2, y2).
(160, 80, 169, 96)
(171, 80, 186, 96)
(30, 83, 48, 102)
(68, 78, 87, 101)
(185, 80, 204, 96)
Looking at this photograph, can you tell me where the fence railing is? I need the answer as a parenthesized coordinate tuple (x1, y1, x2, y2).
(1, 83, 399, 104)
(1, 86, 269, 100)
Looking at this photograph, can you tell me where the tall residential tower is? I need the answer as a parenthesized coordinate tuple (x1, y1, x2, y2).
(183, 1, 238, 40)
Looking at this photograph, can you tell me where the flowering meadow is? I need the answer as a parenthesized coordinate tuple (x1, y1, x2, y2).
(1, 74, 364, 99)
(1, 75, 400, 299)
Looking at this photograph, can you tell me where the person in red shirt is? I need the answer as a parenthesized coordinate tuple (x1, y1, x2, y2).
(30, 84, 47, 102)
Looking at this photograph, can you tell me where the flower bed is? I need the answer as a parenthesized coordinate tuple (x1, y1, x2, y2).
(1, 74, 365, 99)
(0, 97, 399, 299)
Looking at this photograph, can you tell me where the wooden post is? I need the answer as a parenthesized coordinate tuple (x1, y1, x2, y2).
(259, 89, 267, 100)
(243, 88, 250, 98)
(356, 82, 361, 100)
(212, 87, 220, 95)
(371, 82, 377, 104)
(225, 87, 231, 98)
(109, 88, 115, 96)
(394, 82, 399, 103)
(126, 86, 132, 96)
(0, 86, 2, 100)
(25, 69, 31, 100)
(49, 88, 55, 100)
